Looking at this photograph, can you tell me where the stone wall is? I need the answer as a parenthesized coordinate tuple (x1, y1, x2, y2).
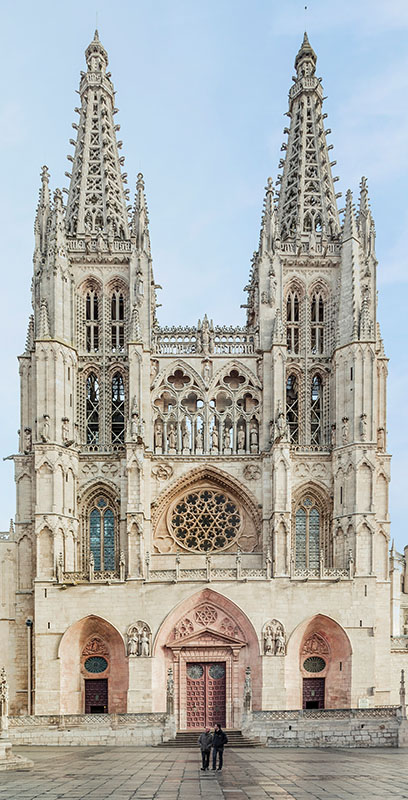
(8, 713, 174, 746)
(243, 707, 403, 748)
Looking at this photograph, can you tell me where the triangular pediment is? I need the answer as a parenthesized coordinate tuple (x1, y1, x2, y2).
(166, 625, 246, 650)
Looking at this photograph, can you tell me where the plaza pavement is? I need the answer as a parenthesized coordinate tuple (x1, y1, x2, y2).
(0, 745, 407, 799)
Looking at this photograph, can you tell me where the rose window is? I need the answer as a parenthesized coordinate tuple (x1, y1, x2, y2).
(169, 489, 242, 551)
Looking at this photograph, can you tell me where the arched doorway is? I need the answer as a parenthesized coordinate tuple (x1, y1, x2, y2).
(286, 614, 352, 709)
(153, 588, 260, 730)
(58, 615, 128, 713)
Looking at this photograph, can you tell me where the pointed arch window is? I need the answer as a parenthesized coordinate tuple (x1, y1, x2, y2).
(286, 292, 300, 353)
(111, 291, 125, 352)
(311, 292, 324, 354)
(86, 373, 99, 446)
(286, 374, 299, 444)
(89, 498, 116, 571)
(86, 290, 99, 352)
(111, 373, 125, 446)
(311, 375, 323, 445)
(295, 497, 321, 569)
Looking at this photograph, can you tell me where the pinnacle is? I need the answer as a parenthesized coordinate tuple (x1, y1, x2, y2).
(294, 30, 317, 73)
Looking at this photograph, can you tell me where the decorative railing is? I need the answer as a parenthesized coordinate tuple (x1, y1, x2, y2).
(9, 713, 167, 728)
(62, 570, 120, 583)
(279, 241, 340, 256)
(153, 326, 256, 356)
(252, 706, 399, 721)
(391, 637, 408, 651)
(67, 239, 132, 253)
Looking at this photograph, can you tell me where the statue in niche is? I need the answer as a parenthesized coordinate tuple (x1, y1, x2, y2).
(203, 361, 211, 385)
(330, 424, 336, 448)
(130, 413, 139, 441)
(250, 424, 258, 452)
(243, 666, 252, 711)
(182, 423, 190, 451)
(155, 423, 163, 451)
(360, 413, 367, 441)
(275, 403, 288, 443)
(275, 625, 286, 655)
(150, 360, 159, 383)
(196, 427, 203, 450)
(211, 425, 219, 451)
(403, 617, 408, 637)
(127, 622, 151, 657)
(168, 424, 177, 451)
(23, 427, 32, 454)
(263, 619, 286, 656)
(40, 414, 50, 443)
(237, 427, 245, 451)
(377, 427, 385, 452)
(61, 417, 71, 445)
(223, 426, 231, 450)
(269, 274, 277, 305)
(342, 417, 349, 445)
(140, 628, 150, 657)
(127, 629, 139, 656)
(0, 667, 9, 730)
(263, 627, 274, 655)
(200, 316, 211, 355)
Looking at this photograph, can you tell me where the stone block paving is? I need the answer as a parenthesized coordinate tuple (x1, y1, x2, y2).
(0, 746, 407, 799)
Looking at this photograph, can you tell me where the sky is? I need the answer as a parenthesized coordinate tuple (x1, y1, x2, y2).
(0, 0, 407, 551)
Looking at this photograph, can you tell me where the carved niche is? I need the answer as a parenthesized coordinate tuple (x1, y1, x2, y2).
(262, 619, 286, 656)
(127, 621, 152, 657)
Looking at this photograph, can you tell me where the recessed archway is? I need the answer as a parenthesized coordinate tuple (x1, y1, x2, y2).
(153, 588, 261, 730)
(286, 613, 352, 709)
(58, 615, 128, 713)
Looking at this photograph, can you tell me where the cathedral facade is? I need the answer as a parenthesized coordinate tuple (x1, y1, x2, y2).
(1, 31, 408, 729)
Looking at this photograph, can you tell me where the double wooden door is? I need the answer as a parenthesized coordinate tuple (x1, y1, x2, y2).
(186, 662, 226, 728)
(85, 679, 108, 713)
(303, 677, 325, 709)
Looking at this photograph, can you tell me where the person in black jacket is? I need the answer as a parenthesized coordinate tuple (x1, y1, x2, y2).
(212, 723, 228, 770)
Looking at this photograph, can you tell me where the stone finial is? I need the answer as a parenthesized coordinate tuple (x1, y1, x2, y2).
(39, 299, 51, 339)
(294, 31, 317, 75)
(131, 173, 151, 254)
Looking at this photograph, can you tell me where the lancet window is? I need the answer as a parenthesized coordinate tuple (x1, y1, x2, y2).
(86, 373, 99, 446)
(286, 291, 300, 354)
(295, 496, 321, 570)
(310, 375, 323, 445)
(111, 291, 125, 352)
(152, 366, 260, 455)
(86, 290, 99, 352)
(89, 497, 116, 571)
(286, 374, 299, 444)
(111, 372, 125, 446)
(311, 292, 324, 354)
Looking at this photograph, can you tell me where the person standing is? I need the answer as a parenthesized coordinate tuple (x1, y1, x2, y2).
(212, 723, 228, 771)
(198, 727, 213, 771)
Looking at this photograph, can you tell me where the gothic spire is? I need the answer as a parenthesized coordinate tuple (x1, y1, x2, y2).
(276, 33, 341, 242)
(34, 165, 51, 258)
(46, 189, 68, 273)
(259, 177, 277, 255)
(131, 173, 151, 255)
(65, 31, 130, 239)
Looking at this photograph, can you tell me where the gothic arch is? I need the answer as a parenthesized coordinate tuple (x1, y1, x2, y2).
(152, 588, 261, 728)
(209, 361, 261, 393)
(105, 275, 129, 294)
(307, 277, 330, 301)
(58, 614, 128, 714)
(292, 481, 332, 568)
(79, 482, 120, 571)
(286, 613, 352, 709)
(152, 465, 261, 554)
(76, 275, 103, 295)
(152, 360, 205, 393)
(283, 277, 306, 300)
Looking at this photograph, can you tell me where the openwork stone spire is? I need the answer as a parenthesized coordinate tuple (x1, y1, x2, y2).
(277, 33, 341, 242)
(65, 31, 130, 238)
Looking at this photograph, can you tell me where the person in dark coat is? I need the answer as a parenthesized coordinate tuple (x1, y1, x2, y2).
(212, 723, 228, 770)
(198, 727, 213, 770)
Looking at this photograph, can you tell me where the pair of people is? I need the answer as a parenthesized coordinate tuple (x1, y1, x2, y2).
(198, 724, 228, 771)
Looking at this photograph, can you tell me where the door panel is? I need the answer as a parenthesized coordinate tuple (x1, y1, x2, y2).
(85, 678, 108, 714)
(303, 677, 325, 709)
(186, 662, 226, 728)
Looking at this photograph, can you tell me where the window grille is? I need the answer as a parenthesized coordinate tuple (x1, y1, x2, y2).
(111, 291, 125, 352)
(310, 375, 323, 445)
(86, 373, 99, 445)
(111, 373, 125, 445)
(286, 292, 300, 353)
(86, 290, 99, 352)
(311, 293, 324, 354)
(286, 374, 299, 443)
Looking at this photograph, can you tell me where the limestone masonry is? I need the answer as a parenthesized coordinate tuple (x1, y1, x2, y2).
(1, 31, 408, 731)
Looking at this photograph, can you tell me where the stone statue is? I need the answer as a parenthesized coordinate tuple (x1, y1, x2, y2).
(237, 427, 245, 450)
(377, 427, 385, 452)
(342, 417, 349, 445)
(89, 552, 95, 582)
(276, 409, 287, 442)
(330, 424, 336, 448)
(140, 628, 150, 657)
(130, 414, 139, 441)
(182, 425, 190, 450)
(23, 427, 32, 454)
(223, 427, 230, 450)
(155, 423, 163, 450)
(403, 617, 408, 637)
(40, 414, 50, 443)
(167, 666, 174, 715)
(211, 425, 218, 450)
(243, 666, 252, 711)
(119, 550, 126, 582)
(196, 427, 203, 450)
(275, 625, 286, 655)
(56, 553, 64, 584)
(0, 667, 9, 734)
(61, 417, 70, 444)
(264, 627, 273, 655)
(360, 413, 367, 441)
(168, 424, 177, 451)
(250, 424, 258, 452)
(128, 629, 138, 656)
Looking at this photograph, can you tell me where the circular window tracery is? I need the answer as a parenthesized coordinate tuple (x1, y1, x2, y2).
(303, 656, 326, 673)
(169, 488, 242, 552)
(187, 664, 204, 679)
(84, 656, 108, 673)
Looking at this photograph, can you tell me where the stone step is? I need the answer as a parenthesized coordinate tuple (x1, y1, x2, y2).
(158, 729, 262, 748)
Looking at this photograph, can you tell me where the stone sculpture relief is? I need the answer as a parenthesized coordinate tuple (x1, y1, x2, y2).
(263, 619, 286, 656)
(127, 621, 152, 657)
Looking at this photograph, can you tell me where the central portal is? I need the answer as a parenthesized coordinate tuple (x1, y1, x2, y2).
(186, 662, 226, 728)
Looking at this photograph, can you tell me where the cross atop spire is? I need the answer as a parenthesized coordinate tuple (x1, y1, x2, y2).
(65, 32, 129, 240)
(276, 34, 340, 243)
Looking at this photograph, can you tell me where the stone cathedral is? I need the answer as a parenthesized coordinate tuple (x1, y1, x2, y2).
(1, 31, 408, 731)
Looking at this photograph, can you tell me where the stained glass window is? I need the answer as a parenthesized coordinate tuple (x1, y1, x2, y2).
(84, 656, 108, 673)
(295, 498, 321, 569)
(170, 489, 241, 552)
(89, 499, 115, 571)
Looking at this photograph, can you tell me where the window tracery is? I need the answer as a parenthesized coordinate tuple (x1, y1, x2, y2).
(152, 365, 260, 455)
(310, 374, 323, 445)
(89, 497, 116, 571)
(86, 373, 99, 447)
(86, 289, 99, 353)
(311, 292, 324, 354)
(111, 372, 125, 446)
(286, 291, 300, 354)
(111, 290, 125, 352)
(168, 488, 242, 552)
(293, 488, 332, 569)
(286, 374, 299, 444)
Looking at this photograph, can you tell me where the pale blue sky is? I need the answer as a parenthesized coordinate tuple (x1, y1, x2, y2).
(0, 0, 407, 551)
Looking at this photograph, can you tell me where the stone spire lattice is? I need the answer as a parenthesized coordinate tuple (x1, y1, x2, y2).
(65, 31, 130, 238)
(277, 33, 340, 242)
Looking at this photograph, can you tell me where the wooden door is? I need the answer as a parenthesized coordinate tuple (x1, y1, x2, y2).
(186, 662, 226, 728)
(303, 677, 325, 709)
(85, 679, 108, 713)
